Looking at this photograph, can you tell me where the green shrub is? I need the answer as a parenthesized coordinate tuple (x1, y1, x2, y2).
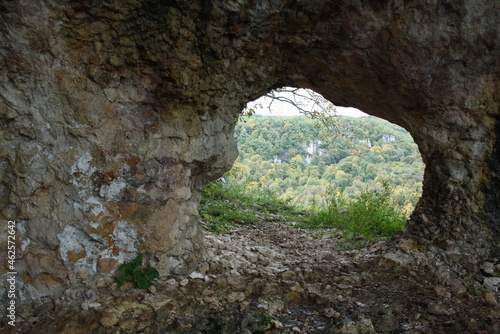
(301, 182, 407, 240)
(116, 255, 159, 289)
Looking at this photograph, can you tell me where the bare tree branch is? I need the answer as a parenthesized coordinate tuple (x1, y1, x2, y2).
(264, 88, 347, 134)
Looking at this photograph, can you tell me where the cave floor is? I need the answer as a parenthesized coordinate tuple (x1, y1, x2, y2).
(3, 219, 499, 333)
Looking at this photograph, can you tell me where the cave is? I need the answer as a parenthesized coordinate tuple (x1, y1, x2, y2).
(0, 0, 498, 331)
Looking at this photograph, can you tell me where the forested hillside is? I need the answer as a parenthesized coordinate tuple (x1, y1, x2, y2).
(229, 115, 425, 214)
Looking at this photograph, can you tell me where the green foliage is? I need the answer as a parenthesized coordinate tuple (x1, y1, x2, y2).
(200, 177, 305, 233)
(202, 113, 423, 246)
(233, 114, 424, 213)
(301, 182, 407, 241)
(115, 255, 159, 289)
(206, 313, 225, 333)
(252, 311, 272, 329)
(200, 180, 257, 232)
(243, 311, 272, 333)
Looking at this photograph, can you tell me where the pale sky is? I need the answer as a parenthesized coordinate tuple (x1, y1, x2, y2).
(246, 88, 368, 118)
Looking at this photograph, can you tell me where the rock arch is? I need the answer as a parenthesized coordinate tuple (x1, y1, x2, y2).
(0, 0, 498, 309)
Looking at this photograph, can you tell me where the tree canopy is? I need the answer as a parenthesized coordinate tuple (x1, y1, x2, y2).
(230, 114, 424, 214)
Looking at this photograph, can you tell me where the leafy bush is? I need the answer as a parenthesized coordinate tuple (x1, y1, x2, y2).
(301, 182, 407, 240)
(116, 255, 159, 289)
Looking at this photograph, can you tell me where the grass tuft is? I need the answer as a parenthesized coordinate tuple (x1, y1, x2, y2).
(201, 177, 407, 247)
(200, 178, 304, 233)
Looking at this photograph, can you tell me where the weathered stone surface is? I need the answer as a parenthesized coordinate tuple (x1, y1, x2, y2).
(0, 0, 498, 324)
(2, 220, 499, 333)
(341, 318, 377, 334)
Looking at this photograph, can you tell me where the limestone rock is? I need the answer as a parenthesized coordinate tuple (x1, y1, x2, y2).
(427, 302, 453, 316)
(484, 291, 498, 305)
(100, 312, 119, 328)
(484, 277, 500, 292)
(322, 307, 341, 318)
(0, 0, 498, 323)
(480, 262, 496, 275)
(271, 319, 284, 329)
(189, 271, 205, 280)
(341, 318, 376, 334)
(227, 291, 246, 303)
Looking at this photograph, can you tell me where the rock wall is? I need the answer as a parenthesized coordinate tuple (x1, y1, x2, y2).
(0, 0, 498, 311)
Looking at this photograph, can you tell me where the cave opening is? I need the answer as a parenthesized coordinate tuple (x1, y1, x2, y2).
(200, 87, 425, 254)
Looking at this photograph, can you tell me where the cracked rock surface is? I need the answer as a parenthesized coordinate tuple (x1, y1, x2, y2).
(0, 0, 498, 325)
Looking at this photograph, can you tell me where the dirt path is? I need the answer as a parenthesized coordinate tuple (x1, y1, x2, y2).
(198, 220, 498, 333)
(203, 220, 388, 283)
(3, 220, 499, 333)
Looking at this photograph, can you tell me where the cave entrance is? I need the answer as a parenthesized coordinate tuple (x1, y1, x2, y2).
(200, 87, 425, 253)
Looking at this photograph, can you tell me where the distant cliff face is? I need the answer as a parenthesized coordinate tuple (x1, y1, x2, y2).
(0, 0, 498, 307)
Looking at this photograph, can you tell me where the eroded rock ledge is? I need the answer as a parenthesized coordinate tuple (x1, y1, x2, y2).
(0, 0, 498, 326)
